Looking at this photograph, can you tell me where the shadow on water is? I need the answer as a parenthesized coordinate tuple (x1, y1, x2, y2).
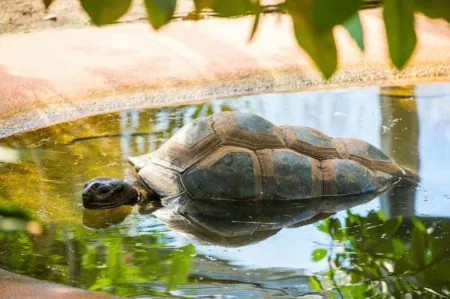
(0, 84, 450, 297)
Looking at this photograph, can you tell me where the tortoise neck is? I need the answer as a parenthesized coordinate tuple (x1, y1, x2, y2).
(134, 179, 159, 204)
(123, 174, 159, 205)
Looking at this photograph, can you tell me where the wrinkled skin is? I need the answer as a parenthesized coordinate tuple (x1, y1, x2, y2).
(82, 177, 139, 209)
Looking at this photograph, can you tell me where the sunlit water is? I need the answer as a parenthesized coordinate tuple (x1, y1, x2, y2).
(0, 83, 450, 298)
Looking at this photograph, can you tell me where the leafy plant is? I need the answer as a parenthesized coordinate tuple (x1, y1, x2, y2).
(41, 0, 450, 79)
(311, 211, 450, 298)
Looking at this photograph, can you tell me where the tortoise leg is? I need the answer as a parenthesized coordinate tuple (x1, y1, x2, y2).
(286, 212, 336, 228)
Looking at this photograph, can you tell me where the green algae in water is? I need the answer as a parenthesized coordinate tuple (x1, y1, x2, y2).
(1, 85, 450, 297)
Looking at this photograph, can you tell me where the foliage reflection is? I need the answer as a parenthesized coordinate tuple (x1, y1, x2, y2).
(0, 223, 195, 296)
(310, 211, 450, 298)
(0, 101, 238, 296)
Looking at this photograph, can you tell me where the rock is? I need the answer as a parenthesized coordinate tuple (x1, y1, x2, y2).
(0, 268, 119, 298)
(43, 14, 57, 21)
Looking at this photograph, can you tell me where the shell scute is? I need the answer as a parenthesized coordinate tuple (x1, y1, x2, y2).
(181, 146, 261, 200)
(321, 159, 377, 196)
(150, 117, 221, 172)
(280, 126, 341, 160)
(340, 139, 403, 175)
(235, 112, 274, 134)
(171, 118, 213, 148)
(292, 127, 334, 148)
(271, 149, 322, 199)
(212, 112, 285, 149)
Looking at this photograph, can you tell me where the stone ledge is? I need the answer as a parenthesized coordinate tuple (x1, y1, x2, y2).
(1, 10, 450, 137)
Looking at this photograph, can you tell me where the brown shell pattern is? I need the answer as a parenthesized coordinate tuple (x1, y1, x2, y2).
(135, 112, 403, 200)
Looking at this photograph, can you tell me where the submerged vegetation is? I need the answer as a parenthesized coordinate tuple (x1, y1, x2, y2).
(42, 0, 450, 78)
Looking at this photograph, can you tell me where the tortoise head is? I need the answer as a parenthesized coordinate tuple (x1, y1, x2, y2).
(82, 177, 139, 209)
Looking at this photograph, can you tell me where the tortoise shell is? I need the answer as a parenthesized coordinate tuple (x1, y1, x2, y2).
(128, 112, 404, 203)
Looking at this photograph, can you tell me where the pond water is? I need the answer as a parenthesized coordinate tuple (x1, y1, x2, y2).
(0, 83, 450, 298)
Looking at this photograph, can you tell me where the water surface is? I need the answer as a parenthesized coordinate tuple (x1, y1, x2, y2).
(0, 84, 450, 297)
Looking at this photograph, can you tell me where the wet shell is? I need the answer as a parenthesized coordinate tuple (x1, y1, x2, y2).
(128, 112, 403, 201)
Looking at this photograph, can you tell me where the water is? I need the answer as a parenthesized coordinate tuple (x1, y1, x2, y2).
(0, 84, 450, 298)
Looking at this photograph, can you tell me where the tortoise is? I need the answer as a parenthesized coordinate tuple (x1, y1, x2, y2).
(82, 112, 412, 210)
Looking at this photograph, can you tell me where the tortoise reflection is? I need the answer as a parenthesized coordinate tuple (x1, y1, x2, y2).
(83, 191, 387, 247)
(82, 206, 133, 229)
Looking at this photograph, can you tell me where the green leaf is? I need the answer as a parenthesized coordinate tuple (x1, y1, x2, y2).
(342, 13, 365, 51)
(317, 220, 330, 233)
(421, 258, 450, 285)
(206, 104, 214, 116)
(395, 253, 414, 275)
(328, 292, 338, 299)
(412, 217, 427, 233)
(312, 248, 328, 262)
(144, 0, 177, 30)
(310, 0, 362, 31)
(386, 216, 403, 236)
(367, 210, 384, 225)
(212, 0, 259, 17)
(287, 0, 338, 79)
(220, 104, 234, 112)
(339, 283, 371, 298)
(408, 227, 427, 268)
(391, 238, 406, 258)
(309, 276, 324, 291)
(329, 218, 344, 240)
(80, 0, 132, 26)
(248, 11, 261, 42)
(0, 204, 41, 234)
(191, 104, 204, 119)
(415, 0, 450, 22)
(167, 244, 195, 291)
(429, 237, 445, 260)
(0, 204, 31, 220)
(370, 216, 402, 239)
(368, 238, 405, 258)
(383, 0, 417, 69)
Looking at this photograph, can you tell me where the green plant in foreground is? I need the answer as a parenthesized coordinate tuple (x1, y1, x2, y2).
(310, 211, 450, 298)
(41, 0, 450, 79)
(0, 222, 196, 296)
(0, 204, 42, 235)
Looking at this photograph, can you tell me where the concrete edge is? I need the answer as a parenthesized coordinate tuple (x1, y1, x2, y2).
(2, 67, 450, 139)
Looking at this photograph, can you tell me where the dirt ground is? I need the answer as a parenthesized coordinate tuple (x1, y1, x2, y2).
(0, 0, 195, 34)
(0, 0, 286, 34)
(1, 0, 90, 33)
